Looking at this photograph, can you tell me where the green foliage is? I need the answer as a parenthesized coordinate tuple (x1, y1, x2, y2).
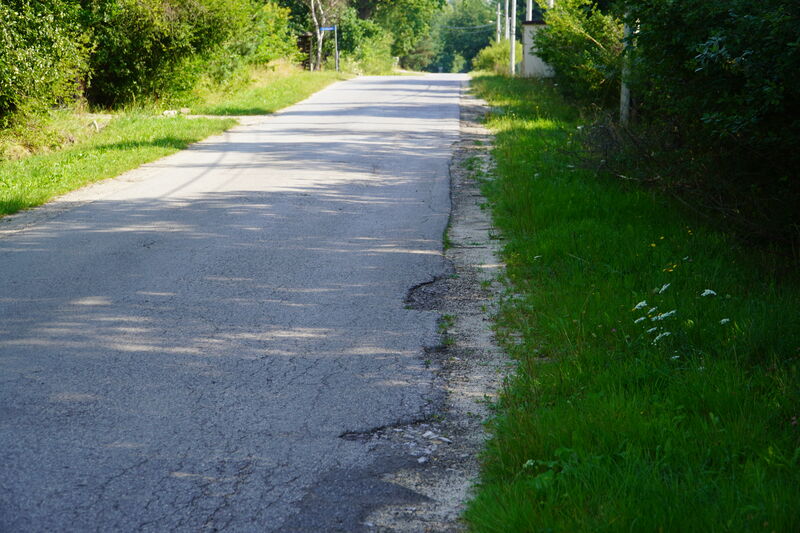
(0, 1, 90, 125)
(200, 1, 298, 88)
(617, 0, 800, 244)
(374, 0, 445, 59)
(466, 73, 800, 532)
(472, 39, 522, 75)
(327, 7, 394, 74)
(432, 0, 495, 72)
(84, 0, 246, 106)
(534, 0, 623, 105)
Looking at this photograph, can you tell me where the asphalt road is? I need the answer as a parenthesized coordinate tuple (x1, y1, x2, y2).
(0, 74, 466, 531)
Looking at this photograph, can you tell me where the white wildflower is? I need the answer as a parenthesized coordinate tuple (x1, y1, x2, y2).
(634, 317, 646, 324)
(652, 309, 677, 321)
(647, 307, 658, 315)
(658, 283, 671, 294)
(533, 255, 542, 260)
(719, 318, 731, 325)
(671, 355, 680, 360)
(633, 300, 648, 310)
(652, 331, 672, 344)
(646, 327, 659, 334)
(701, 289, 717, 297)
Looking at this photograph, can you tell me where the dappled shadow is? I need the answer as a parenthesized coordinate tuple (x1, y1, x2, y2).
(0, 74, 462, 531)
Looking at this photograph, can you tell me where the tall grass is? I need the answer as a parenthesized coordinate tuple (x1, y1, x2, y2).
(465, 74, 800, 531)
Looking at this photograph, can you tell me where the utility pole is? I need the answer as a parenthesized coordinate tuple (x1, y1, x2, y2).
(504, 0, 510, 40)
(526, 0, 533, 21)
(510, 0, 517, 76)
(496, 2, 502, 42)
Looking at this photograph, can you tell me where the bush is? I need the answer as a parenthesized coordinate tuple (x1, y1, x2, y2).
(200, 1, 298, 89)
(534, 0, 623, 105)
(329, 7, 395, 75)
(83, 0, 242, 106)
(472, 39, 523, 75)
(619, 0, 800, 243)
(0, 1, 90, 126)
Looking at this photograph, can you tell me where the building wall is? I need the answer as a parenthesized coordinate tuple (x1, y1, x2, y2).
(521, 23, 554, 78)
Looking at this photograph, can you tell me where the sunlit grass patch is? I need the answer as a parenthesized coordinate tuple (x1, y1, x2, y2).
(465, 74, 800, 532)
(0, 115, 234, 217)
(193, 67, 348, 116)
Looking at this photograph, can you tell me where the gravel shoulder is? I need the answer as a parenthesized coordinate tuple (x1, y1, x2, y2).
(362, 83, 510, 532)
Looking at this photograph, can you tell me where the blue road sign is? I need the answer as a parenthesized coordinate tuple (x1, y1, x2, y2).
(321, 26, 335, 31)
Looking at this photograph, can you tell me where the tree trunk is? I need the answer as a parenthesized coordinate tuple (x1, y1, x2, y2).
(309, 0, 326, 70)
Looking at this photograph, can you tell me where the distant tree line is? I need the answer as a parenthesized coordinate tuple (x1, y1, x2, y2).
(0, 0, 446, 125)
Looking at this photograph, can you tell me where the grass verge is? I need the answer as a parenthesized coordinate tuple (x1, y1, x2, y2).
(0, 116, 235, 216)
(192, 66, 348, 115)
(464, 74, 800, 531)
(0, 66, 346, 218)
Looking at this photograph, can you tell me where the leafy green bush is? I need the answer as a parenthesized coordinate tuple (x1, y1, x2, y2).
(331, 7, 395, 75)
(0, 1, 89, 126)
(472, 39, 522, 75)
(200, 1, 297, 90)
(83, 0, 244, 106)
(534, 0, 623, 105)
(618, 0, 800, 243)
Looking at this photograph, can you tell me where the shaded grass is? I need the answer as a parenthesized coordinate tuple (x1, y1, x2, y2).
(465, 74, 800, 531)
(192, 67, 348, 115)
(0, 115, 234, 216)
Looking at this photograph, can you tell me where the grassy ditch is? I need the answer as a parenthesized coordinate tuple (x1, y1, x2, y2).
(464, 74, 800, 531)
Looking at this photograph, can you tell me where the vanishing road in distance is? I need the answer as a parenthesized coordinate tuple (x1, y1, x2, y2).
(1, 74, 466, 531)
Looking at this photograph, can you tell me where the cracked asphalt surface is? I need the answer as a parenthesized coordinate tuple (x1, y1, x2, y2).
(0, 74, 467, 531)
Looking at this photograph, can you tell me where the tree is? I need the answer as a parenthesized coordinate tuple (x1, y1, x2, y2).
(436, 0, 495, 71)
(302, 0, 348, 69)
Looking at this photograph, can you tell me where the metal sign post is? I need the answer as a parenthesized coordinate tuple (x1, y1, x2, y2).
(320, 26, 339, 72)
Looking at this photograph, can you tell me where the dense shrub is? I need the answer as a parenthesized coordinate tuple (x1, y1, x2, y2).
(534, 0, 623, 105)
(620, 0, 800, 241)
(472, 40, 522, 75)
(533, 0, 800, 247)
(201, 1, 298, 87)
(82, 0, 242, 106)
(0, 1, 89, 125)
(329, 7, 394, 74)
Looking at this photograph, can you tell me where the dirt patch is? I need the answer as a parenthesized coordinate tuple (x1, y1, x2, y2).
(361, 83, 509, 532)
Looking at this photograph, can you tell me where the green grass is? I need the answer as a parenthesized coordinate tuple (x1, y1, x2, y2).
(464, 74, 800, 532)
(0, 66, 347, 217)
(0, 115, 235, 216)
(193, 67, 348, 115)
